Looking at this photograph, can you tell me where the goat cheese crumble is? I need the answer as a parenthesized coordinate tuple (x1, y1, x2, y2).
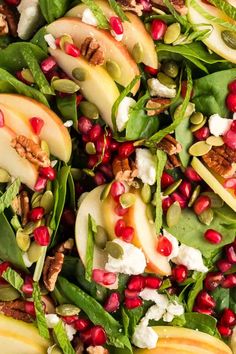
(136, 148, 156, 185)
(17, 0, 43, 40)
(132, 321, 158, 349)
(116, 97, 136, 132)
(148, 78, 176, 98)
(208, 114, 232, 137)
(172, 244, 208, 273)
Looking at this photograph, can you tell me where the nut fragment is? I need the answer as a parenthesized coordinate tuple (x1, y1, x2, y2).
(165, 154, 181, 169)
(20, 191, 30, 227)
(0, 4, 17, 37)
(87, 347, 109, 354)
(0, 300, 32, 323)
(43, 252, 64, 292)
(146, 98, 170, 116)
(157, 134, 182, 155)
(81, 37, 105, 66)
(117, 0, 143, 15)
(54, 238, 74, 254)
(0, 13, 8, 36)
(112, 157, 138, 184)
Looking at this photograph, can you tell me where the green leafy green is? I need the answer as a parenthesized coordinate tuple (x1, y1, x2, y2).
(209, 0, 236, 20)
(53, 320, 75, 354)
(56, 94, 78, 130)
(33, 246, 47, 282)
(31, 27, 48, 53)
(80, 0, 109, 29)
(214, 204, 236, 223)
(125, 306, 145, 337)
(163, 0, 190, 30)
(2, 268, 24, 293)
(212, 287, 236, 314)
(0, 178, 20, 214)
(67, 172, 76, 211)
(33, 282, 50, 339)
(186, 272, 205, 311)
(108, 0, 129, 21)
(39, 0, 71, 23)
(85, 214, 96, 282)
(155, 150, 167, 235)
(175, 116, 193, 167)
(121, 308, 130, 337)
(184, 313, 218, 336)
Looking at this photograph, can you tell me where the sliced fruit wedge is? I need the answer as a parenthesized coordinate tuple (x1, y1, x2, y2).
(187, 0, 236, 63)
(48, 48, 120, 129)
(0, 94, 72, 163)
(66, 0, 157, 69)
(191, 157, 236, 212)
(47, 18, 140, 93)
(0, 126, 38, 190)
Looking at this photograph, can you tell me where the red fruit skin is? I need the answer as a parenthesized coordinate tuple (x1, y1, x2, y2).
(0, 109, 4, 127)
(110, 16, 123, 34)
(223, 129, 236, 150)
(196, 291, 216, 309)
(157, 236, 173, 257)
(172, 264, 188, 283)
(151, 19, 167, 40)
(29, 117, 44, 135)
(90, 325, 107, 346)
(74, 318, 90, 331)
(178, 181, 192, 199)
(222, 274, 236, 288)
(225, 245, 236, 264)
(184, 167, 202, 182)
(62, 315, 78, 325)
(99, 164, 113, 179)
(29, 207, 45, 222)
(0, 262, 10, 276)
(127, 275, 145, 292)
(204, 229, 222, 244)
(204, 272, 224, 291)
(144, 276, 162, 289)
(223, 177, 236, 189)
(220, 308, 236, 327)
(228, 79, 236, 93)
(104, 292, 120, 313)
(226, 92, 236, 112)
(144, 65, 158, 76)
(118, 142, 135, 159)
(161, 172, 174, 189)
(217, 259, 232, 273)
(193, 195, 211, 215)
(33, 226, 50, 246)
(217, 324, 232, 337)
(193, 126, 210, 141)
(22, 282, 33, 296)
(124, 297, 143, 309)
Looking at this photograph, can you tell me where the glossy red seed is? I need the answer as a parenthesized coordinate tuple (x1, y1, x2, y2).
(223, 177, 236, 189)
(222, 274, 236, 288)
(96, 135, 107, 154)
(4, 0, 21, 6)
(91, 326, 107, 346)
(25, 301, 36, 316)
(74, 318, 90, 331)
(34, 176, 47, 192)
(204, 272, 224, 291)
(33, 226, 50, 246)
(225, 245, 236, 264)
(29, 207, 45, 222)
(226, 92, 236, 112)
(40, 57, 57, 74)
(171, 192, 187, 209)
(231, 120, 236, 132)
(172, 264, 188, 283)
(196, 291, 216, 309)
(0, 262, 10, 276)
(118, 142, 135, 159)
(151, 19, 167, 40)
(102, 272, 117, 285)
(193, 195, 211, 215)
(121, 226, 134, 243)
(228, 79, 236, 93)
(62, 315, 79, 324)
(178, 181, 192, 199)
(29, 117, 44, 135)
(181, 80, 194, 99)
(110, 139, 119, 151)
(193, 126, 210, 141)
(127, 275, 145, 291)
(109, 16, 123, 35)
(99, 164, 114, 179)
(144, 65, 158, 76)
(22, 283, 33, 296)
(89, 124, 103, 142)
(144, 276, 162, 289)
(94, 172, 106, 186)
(114, 203, 129, 216)
(162, 197, 173, 213)
(39, 166, 56, 181)
(185, 166, 202, 182)
(76, 94, 83, 106)
(61, 209, 76, 226)
(220, 308, 236, 327)
(204, 229, 222, 244)
(80, 328, 92, 345)
(124, 297, 143, 309)
(92, 269, 105, 283)
(0, 109, 4, 128)
(111, 181, 125, 200)
(87, 155, 98, 168)
(217, 259, 232, 273)
(78, 116, 93, 134)
(104, 292, 120, 313)
(161, 172, 174, 189)
(223, 129, 236, 150)
(124, 289, 140, 298)
(64, 43, 81, 57)
(115, 219, 126, 237)
(100, 151, 111, 164)
(193, 306, 214, 316)
(217, 324, 232, 337)
(157, 236, 173, 257)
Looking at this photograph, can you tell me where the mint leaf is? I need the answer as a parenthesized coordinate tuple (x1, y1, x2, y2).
(2, 267, 24, 292)
(81, 0, 109, 29)
(54, 320, 75, 354)
(33, 282, 50, 339)
(85, 214, 97, 282)
(155, 150, 167, 235)
(0, 178, 21, 214)
(108, 0, 129, 22)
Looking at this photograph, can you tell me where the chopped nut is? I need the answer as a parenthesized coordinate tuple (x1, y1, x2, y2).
(43, 252, 64, 292)
(54, 238, 74, 254)
(0, 300, 32, 323)
(0, 13, 8, 36)
(87, 346, 109, 354)
(112, 157, 138, 184)
(151, 0, 188, 15)
(0, 4, 18, 37)
(202, 145, 236, 178)
(11, 135, 50, 168)
(73, 336, 84, 354)
(117, 0, 143, 15)
(146, 98, 170, 116)
(165, 154, 181, 169)
(81, 37, 105, 65)
(157, 134, 182, 155)
(20, 191, 30, 227)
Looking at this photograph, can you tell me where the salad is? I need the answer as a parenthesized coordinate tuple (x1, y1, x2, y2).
(0, 0, 236, 353)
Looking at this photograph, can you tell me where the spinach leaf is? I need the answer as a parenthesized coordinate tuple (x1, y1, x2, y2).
(33, 282, 50, 339)
(0, 36, 11, 49)
(125, 306, 144, 337)
(121, 308, 130, 337)
(85, 214, 96, 282)
(108, 0, 129, 22)
(175, 116, 193, 167)
(80, 0, 109, 29)
(214, 204, 236, 224)
(31, 27, 48, 53)
(163, 0, 190, 30)
(39, 0, 71, 23)
(0, 178, 20, 214)
(67, 172, 76, 211)
(56, 94, 78, 131)
(155, 150, 167, 235)
(212, 287, 236, 314)
(54, 320, 75, 354)
(186, 272, 205, 311)
(33, 246, 47, 282)
(209, 0, 236, 20)
(184, 313, 218, 337)
(2, 267, 24, 293)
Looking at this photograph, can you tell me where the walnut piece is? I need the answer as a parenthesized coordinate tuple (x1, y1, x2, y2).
(0, 300, 32, 323)
(0, 4, 17, 37)
(87, 346, 109, 354)
(43, 252, 64, 292)
(20, 191, 30, 226)
(112, 157, 138, 184)
(202, 145, 236, 178)
(117, 0, 143, 15)
(151, 0, 188, 15)
(146, 98, 171, 116)
(11, 135, 50, 168)
(157, 134, 182, 155)
(81, 37, 105, 66)
(0, 13, 8, 36)
(165, 154, 181, 169)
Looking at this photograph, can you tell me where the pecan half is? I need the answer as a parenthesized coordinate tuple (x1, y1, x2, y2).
(81, 37, 105, 66)
(165, 154, 181, 169)
(87, 347, 109, 354)
(0, 4, 17, 37)
(146, 98, 170, 116)
(0, 300, 32, 323)
(54, 238, 74, 254)
(202, 145, 236, 178)
(43, 252, 64, 292)
(0, 13, 8, 36)
(112, 157, 138, 184)
(117, 0, 143, 15)
(157, 134, 182, 155)
(151, 0, 188, 15)
(73, 336, 84, 354)
(20, 191, 30, 226)
(11, 135, 50, 168)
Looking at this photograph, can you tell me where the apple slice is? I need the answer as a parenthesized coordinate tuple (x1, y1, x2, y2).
(48, 48, 120, 129)
(47, 18, 140, 93)
(0, 103, 39, 143)
(66, 0, 157, 69)
(102, 190, 171, 276)
(187, 0, 236, 63)
(0, 126, 38, 190)
(0, 94, 72, 163)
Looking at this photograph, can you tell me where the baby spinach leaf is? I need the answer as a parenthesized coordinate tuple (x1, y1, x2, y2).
(125, 306, 145, 337)
(53, 320, 75, 354)
(121, 308, 130, 337)
(108, 0, 129, 22)
(39, 0, 71, 23)
(67, 172, 76, 211)
(175, 116, 193, 167)
(56, 94, 78, 131)
(212, 287, 236, 314)
(33, 282, 50, 340)
(2, 267, 24, 293)
(186, 272, 205, 311)
(0, 36, 12, 49)
(155, 150, 167, 235)
(85, 214, 96, 282)
(214, 204, 236, 224)
(0, 178, 20, 214)
(80, 0, 109, 29)
(31, 27, 48, 53)
(184, 313, 218, 337)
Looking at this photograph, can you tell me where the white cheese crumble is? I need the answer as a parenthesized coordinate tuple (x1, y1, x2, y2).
(136, 148, 156, 185)
(44, 34, 57, 50)
(163, 301, 184, 322)
(17, 0, 43, 40)
(148, 78, 176, 98)
(82, 8, 98, 26)
(64, 323, 77, 341)
(116, 97, 136, 132)
(64, 120, 74, 128)
(172, 244, 208, 273)
(45, 314, 60, 329)
(163, 229, 179, 260)
(111, 30, 124, 42)
(208, 114, 232, 137)
(105, 239, 146, 275)
(139, 289, 169, 308)
(132, 321, 158, 349)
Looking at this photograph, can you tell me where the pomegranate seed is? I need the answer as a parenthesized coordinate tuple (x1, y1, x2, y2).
(76, 94, 83, 106)
(96, 135, 108, 154)
(178, 181, 192, 199)
(33, 226, 50, 246)
(204, 229, 222, 244)
(217, 324, 232, 337)
(34, 176, 47, 192)
(87, 155, 98, 168)
(151, 19, 167, 40)
(102, 272, 117, 286)
(172, 264, 188, 283)
(62, 315, 78, 324)
(99, 164, 113, 179)
(162, 197, 173, 212)
(61, 209, 75, 226)
(223, 129, 236, 150)
(110, 181, 125, 200)
(74, 318, 90, 331)
(223, 178, 236, 189)
(217, 259, 232, 273)
(222, 274, 236, 288)
(118, 142, 135, 159)
(138, 0, 152, 11)
(128, 275, 145, 291)
(144, 276, 162, 289)
(80, 328, 92, 345)
(124, 297, 143, 309)
(161, 172, 174, 189)
(91, 326, 107, 346)
(110, 16, 123, 35)
(0, 109, 4, 127)
(4, 0, 21, 6)
(114, 203, 129, 216)
(171, 192, 187, 208)
(226, 92, 236, 112)
(29, 117, 44, 135)
(225, 245, 236, 264)
(193, 195, 211, 215)
(193, 306, 214, 316)
(231, 120, 236, 132)
(181, 80, 194, 99)
(124, 289, 140, 298)
(144, 65, 158, 76)
(100, 151, 111, 164)
(94, 172, 106, 186)
(157, 236, 173, 257)
(104, 292, 120, 313)
(220, 308, 236, 327)
(78, 116, 92, 134)
(89, 124, 103, 141)
(92, 269, 105, 283)
(29, 207, 45, 222)
(22, 282, 33, 296)
(228, 79, 236, 93)
(115, 219, 126, 237)
(121, 226, 134, 243)
(0, 262, 10, 276)
(185, 166, 201, 182)
(193, 126, 210, 141)
(204, 272, 224, 291)
(196, 291, 216, 309)
(25, 301, 36, 316)
(110, 139, 119, 151)
(39, 166, 56, 181)
(40, 57, 57, 74)
(64, 43, 80, 57)
(82, 134, 90, 143)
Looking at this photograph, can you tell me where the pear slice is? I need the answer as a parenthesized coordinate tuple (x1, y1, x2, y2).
(48, 48, 120, 129)
(47, 17, 140, 93)
(66, 0, 157, 69)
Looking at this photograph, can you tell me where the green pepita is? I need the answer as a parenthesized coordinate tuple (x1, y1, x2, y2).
(0, 168, 10, 183)
(162, 61, 179, 78)
(27, 241, 44, 263)
(105, 241, 124, 259)
(201, 192, 224, 209)
(106, 60, 121, 81)
(164, 23, 181, 44)
(31, 192, 43, 208)
(59, 34, 73, 50)
(0, 285, 20, 301)
(40, 140, 50, 156)
(94, 225, 108, 249)
(190, 112, 204, 125)
(72, 67, 87, 81)
(132, 42, 144, 63)
(188, 185, 201, 207)
(198, 208, 214, 226)
(119, 192, 136, 208)
(16, 229, 30, 252)
(79, 101, 99, 120)
(206, 136, 224, 146)
(46, 180, 52, 192)
(146, 204, 155, 224)
(141, 184, 152, 204)
(21, 68, 34, 84)
(157, 72, 176, 89)
(56, 304, 81, 316)
(82, 168, 95, 177)
(221, 30, 236, 50)
(23, 220, 41, 235)
(174, 102, 195, 120)
(52, 79, 80, 94)
(163, 179, 182, 196)
(189, 141, 212, 156)
(100, 183, 112, 201)
(190, 117, 207, 132)
(166, 201, 181, 227)
(85, 142, 96, 155)
(40, 191, 54, 214)
(173, 33, 188, 46)
(71, 168, 82, 181)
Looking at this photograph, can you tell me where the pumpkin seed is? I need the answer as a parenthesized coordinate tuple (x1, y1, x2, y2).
(56, 304, 80, 316)
(40, 191, 54, 214)
(190, 117, 207, 132)
(79, 101, 99, 120)
(100, 183, 112, 201)
(0, 285, 20, 301)
(46, 180, 52, 192)
(83, 168, 95, 177)
(106, 60, 121, 81)
(163, 179, 182, 196)
(72, 67, 87, 81)
(206, 136, 224, 146)
(105, 241, 124, 259)
(0, 168, 10, 183)
(162, 61, 179, 78)
(174, 102, 195, 120)
(157, 72, 176, 89)
(94, 226, 108, 249)
(119, 192, 136, 208)
(21, 68, 34, 84)
(52, 79, 80, 94)
(164, 23, 181, 44)
(166, 201, 181, 227)
(16, 229, 30, 252)
(198, 208, 214, 226)
(31, 192, 42, 208)
(173, 33, 188, 46)
(189, 141, 212, 156)
(27, 241, 44, 263)
(23, 220, 41, 235)
(190, 112, 204, 125)
(59, 34, 73, 50)
(146, 204, 155, 224)
(48, 345, 63, 354)
(141, 184, 152, 204)
(71, 168, 82, 181)
(221, 30, 236, 50)
(132, 42, 144, 63)
(201, 192, 224, 208)
(188, 185, 201, 207)
(40, 140, 50, 156)
(85, 142, 96, 155)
